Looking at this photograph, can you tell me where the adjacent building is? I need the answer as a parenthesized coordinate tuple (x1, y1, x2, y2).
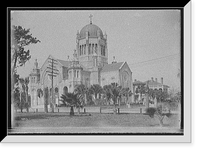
(133, 77, 169, 104)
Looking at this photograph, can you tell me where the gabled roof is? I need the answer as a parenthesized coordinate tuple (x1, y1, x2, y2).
(57, 59, 70, 68)
(133, 80, 145, 85)
(144, 80, 169, 87)
(57, 59, 89, 72)
(145, 80, 162, 86)
(101, 62, 124, 72)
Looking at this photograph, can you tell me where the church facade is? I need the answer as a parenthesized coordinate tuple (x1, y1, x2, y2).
(28, 17, 133, 108)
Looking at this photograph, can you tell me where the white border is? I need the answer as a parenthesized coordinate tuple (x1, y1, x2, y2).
(3, 3, 191, 143)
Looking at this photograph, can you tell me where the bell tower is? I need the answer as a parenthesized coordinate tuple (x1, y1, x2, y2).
(76, 15, 108, 71)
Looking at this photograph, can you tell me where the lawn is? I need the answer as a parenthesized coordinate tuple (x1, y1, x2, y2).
(10, 111, 182, 134)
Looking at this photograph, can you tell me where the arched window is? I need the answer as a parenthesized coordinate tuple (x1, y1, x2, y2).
(55, 87, 59, 93)
(74, 70, 76, 78)
(63, 86, 68, 95)
(92, 44, 94, 54)
(89, 44, 91, 54)
(95, 44, 97, 52)
(103, 46, 105, 56)
(69, 70, 72, 79)
(80, 45, 81, 56)
(77, 70, 79, 78)
(84, 44, 86, 54)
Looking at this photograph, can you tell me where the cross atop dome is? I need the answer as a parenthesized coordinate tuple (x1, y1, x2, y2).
(89, 14, 93, 24)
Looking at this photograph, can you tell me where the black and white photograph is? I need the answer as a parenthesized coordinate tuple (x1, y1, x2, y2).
(4, 4, 192, 143)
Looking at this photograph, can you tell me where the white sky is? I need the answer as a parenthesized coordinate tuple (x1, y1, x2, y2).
(11, 9, 181, 90)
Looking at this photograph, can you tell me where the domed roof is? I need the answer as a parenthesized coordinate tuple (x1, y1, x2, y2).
(79, 23, 103, 39)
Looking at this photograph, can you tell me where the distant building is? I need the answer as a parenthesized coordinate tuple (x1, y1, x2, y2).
(133, 77, 169, 104)
(28, 16, 133, 108)
(144, 77, 169, 93)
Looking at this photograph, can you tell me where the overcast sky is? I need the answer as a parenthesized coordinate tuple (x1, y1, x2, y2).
(11, 9, 181, 90)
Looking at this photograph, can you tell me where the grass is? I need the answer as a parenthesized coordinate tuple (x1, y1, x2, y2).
(15, 112, 178, 127)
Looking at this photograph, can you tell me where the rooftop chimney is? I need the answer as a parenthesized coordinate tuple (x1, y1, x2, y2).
(134, 79, 137, 82)
(161, 77, 163, 84)
(112, 56, 117, 64)
(151, 77, 154, 81)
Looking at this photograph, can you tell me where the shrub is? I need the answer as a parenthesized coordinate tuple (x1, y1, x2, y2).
(165, 112, 172, 118)
(146, 107, 156, 118)
(168, 101, 179, 111)
(95, 99, 106, 106)
(146, 103, 172, 126)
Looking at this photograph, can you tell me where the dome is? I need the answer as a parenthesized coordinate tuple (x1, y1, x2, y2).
(79, 23, 103, 39)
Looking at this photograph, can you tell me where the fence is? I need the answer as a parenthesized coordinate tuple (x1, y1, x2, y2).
(99, 106, 144, 114)
(15, 106, 145, 114)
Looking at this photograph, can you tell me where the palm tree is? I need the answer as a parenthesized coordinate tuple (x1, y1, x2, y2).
(60, 92, 83, 115)
(102, 85, 112, 105)
(136, 84, 146, 104)
(13, 87, 20, 112)
(109, 83, 123, 113)
(136, 82, 150, 108)
(85, 87, 93, 105)
(148, 88, 156, 106)
(120, 87, 132, 106)
(89, 84, 103, 104)
(150, 89, 167, 108)
(74, 84, 87, 105)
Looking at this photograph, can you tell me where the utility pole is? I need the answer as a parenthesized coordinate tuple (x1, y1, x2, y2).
(46, 57, 59, 113)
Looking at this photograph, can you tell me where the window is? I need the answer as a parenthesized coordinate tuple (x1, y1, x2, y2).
(55, 87, 59, 93)
(63, 86, 68, 95)
(89, 44, 91, 54)
(74, 70, 76, 78)
(91, 44, 93, 54)
(84, 44, 86, 54)
(77, 70, 79, 78)
(95, 44, 97, 52)
(69, 71, 71, 79)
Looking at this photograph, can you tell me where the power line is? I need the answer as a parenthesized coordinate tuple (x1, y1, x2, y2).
(129, 53, 180, 67)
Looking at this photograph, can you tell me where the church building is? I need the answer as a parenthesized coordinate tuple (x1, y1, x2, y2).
(28, 16, 133, 108)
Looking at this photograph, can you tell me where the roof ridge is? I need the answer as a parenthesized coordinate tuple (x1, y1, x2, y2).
(101, 62, 124, 72)
(57, 59, 70, 67)
(57, 59, 69, 62)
